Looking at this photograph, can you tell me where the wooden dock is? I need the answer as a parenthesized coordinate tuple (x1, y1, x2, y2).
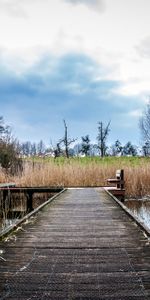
(0, 188, 149, 299)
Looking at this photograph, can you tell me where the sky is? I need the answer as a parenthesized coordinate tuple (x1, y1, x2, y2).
(0, 0, 150, 147)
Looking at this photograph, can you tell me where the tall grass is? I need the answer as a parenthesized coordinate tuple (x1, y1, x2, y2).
(0, 170, 7, 183)
(1, 156, 150, 198)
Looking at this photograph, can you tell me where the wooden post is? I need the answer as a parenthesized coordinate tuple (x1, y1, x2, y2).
(120, 169, 124, 190)
(26, 191, 34, 213)
(115, 169, 124, 189)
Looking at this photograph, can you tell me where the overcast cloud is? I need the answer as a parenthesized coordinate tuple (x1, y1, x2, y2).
(63, 0, 105, 11)
(0, 0, 150, 145)
(0, 0, 27, 18)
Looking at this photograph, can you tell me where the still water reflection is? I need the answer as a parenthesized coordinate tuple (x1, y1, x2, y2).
(0, 192, 54, 233)
(125, 199, 150, 230)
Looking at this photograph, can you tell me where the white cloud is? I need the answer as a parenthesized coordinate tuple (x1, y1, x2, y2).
(0, 0, 150, 98)
(112, 54, 150, 97)
(128, 109, 143, 118)
(114, 80, 150, 97)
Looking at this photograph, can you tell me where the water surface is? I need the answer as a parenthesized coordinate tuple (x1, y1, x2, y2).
(0, 192, 54, 233)
(125, 199, 150, 230)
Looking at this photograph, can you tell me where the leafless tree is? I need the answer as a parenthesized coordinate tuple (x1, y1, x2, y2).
(139, 100, 150, 143)
(61, 120, 77, 158)
(97, 121, 111, 157)
(0, 116, 22, 174)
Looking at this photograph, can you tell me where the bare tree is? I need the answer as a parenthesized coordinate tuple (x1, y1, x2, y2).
(0, 116, 22, 174)
(139, 100, 150, 144)
(0, 116, 11, 143)
(97, 121, 111, 157)
(37, 140, 45, 156)
(142, 141, 150, 156)
(61, 120, 77, 158)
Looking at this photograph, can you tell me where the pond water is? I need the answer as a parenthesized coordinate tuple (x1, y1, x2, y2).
(0, 192, 55, 233)
(124, 199, 150, 230)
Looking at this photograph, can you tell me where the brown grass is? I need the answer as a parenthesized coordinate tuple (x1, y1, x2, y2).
(14, 161, 109, 187)
(0, 157, 150, 198)
(124, 165, 150, 198)
(0, 170, 7, 183)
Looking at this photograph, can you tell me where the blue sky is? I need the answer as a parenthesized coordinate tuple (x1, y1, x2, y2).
(0, 0, 150, 146)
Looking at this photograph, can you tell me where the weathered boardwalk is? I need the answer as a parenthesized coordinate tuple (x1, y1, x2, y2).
(0, 188, 149, 300)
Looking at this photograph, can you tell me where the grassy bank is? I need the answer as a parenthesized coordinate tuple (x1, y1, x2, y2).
(1, 156, 150, 198)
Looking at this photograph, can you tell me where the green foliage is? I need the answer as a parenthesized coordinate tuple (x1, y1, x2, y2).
(26, 155, 149, 168)
(122, 142, 137, 156)
(81, 135, 91, 156)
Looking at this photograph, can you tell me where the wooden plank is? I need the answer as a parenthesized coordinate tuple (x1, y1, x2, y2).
(0, 187, 62, 192)
(0, 188, 149, 299)
(0, 182, 15, 188)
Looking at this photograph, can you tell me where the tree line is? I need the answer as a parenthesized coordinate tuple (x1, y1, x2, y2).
(19, 126, 138, 158)
(1, 101, 150, 174)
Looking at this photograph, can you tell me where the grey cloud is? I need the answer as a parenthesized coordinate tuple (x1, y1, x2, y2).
(64, 0, 105, 11)
(0, 0, 28, 18)
(136, 36, 150, 58)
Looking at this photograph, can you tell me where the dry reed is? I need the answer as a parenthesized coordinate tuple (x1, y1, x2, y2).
(0, 157, 150, 198)
(0, 169, 7, 183)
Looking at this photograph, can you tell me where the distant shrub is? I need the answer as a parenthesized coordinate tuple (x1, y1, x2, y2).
(0, 116, 22, 175)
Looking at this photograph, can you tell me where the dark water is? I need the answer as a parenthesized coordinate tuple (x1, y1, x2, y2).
(125, 199, 150, 230)
(0, 192, 54, 233)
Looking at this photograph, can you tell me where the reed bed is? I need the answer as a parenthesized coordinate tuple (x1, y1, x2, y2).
(0, 170, 7, 183)
(1, 156, 150, 198)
